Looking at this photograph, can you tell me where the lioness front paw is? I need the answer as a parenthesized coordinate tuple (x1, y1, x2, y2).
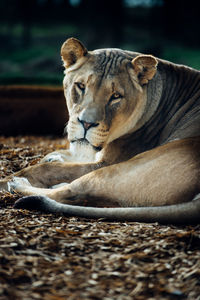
(8, 177, 32, 193)
(51, 182, 69, 189)
(42, 153, 65, 163)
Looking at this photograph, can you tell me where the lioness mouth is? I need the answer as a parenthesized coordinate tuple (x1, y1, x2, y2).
(72, 138, 102, 152)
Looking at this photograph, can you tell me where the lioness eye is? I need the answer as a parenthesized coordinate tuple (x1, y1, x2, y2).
(75, 82, 85, 92)
(109, 92, 122, 104)
(112, 92, 121, 99)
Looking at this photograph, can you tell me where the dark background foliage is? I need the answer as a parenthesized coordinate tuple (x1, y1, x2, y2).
(0, 0, 200, 86)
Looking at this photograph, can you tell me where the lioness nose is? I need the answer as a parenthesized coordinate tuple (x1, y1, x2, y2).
(78, 118, 99, 130)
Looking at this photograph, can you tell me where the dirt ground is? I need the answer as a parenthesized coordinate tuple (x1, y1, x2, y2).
(0, 136, 200, 300)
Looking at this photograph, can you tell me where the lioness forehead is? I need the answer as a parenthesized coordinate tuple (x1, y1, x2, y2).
(90, 49, 132, 77)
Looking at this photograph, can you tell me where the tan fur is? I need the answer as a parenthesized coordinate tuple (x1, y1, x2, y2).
(1, 38, 200, 223)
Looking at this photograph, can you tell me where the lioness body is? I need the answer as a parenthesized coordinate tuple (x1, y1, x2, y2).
(1, 38, 200, 223)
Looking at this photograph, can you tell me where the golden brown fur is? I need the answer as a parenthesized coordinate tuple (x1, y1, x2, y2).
(1, 38, 200, 223)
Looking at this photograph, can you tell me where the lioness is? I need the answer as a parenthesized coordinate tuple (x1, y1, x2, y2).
(1, 38, 200, 223)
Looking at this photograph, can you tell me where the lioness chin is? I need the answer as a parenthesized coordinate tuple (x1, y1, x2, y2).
(1, 37, 200, 224)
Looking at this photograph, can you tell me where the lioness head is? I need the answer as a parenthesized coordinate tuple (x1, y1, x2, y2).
(62, 38, 158, 152)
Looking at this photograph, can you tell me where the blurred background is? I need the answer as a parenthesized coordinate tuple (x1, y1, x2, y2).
(0, 0, 200, 86)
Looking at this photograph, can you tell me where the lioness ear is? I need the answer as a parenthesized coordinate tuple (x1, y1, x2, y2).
(61, 38, 88, 68)
(132, 55, 158, 85)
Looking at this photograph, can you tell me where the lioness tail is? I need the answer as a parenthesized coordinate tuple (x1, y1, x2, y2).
(14, 195, 200, 224)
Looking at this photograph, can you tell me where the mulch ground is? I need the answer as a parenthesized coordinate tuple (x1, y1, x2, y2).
(0, 136, 200, 300)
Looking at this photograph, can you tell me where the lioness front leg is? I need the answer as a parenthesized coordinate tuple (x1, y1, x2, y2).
(8, 176, 83, 206)
(0, 161, 103, 191)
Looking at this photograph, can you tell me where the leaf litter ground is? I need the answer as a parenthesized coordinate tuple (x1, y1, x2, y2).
(0, 136, 200, 300)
